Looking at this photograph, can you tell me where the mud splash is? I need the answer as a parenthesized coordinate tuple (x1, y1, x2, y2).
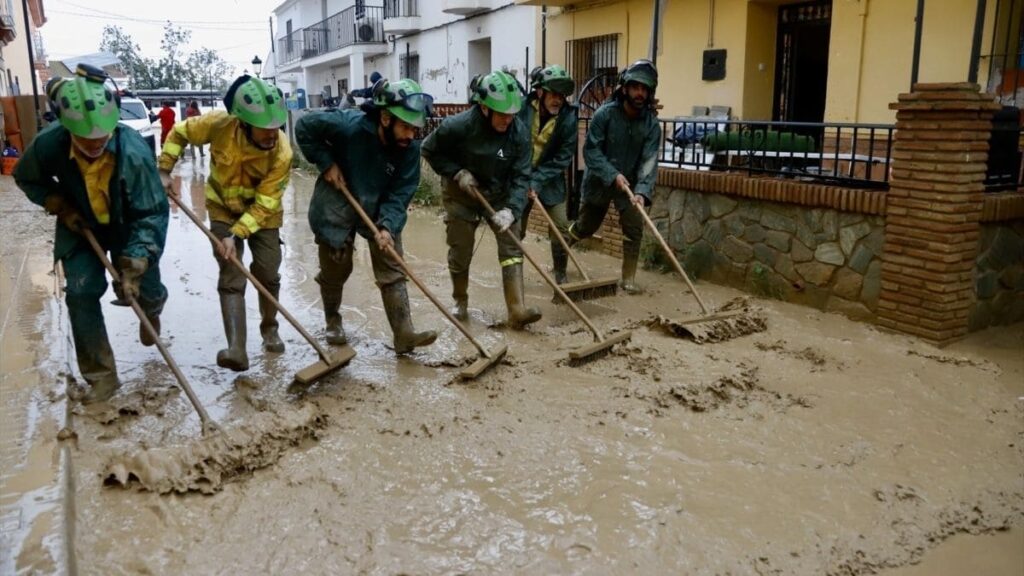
(101, 402, 326, 494)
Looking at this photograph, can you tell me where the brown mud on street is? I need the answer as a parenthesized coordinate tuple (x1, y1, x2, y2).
(1, 158, 1022, 574)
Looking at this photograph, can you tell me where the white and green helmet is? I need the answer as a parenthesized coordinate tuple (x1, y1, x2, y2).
(372, 78, 433, 128)
(535, 65, 575, 96)
(47, 67, 120, 139)
(226, 75, 287, 129)
(474, 70, 523, 114)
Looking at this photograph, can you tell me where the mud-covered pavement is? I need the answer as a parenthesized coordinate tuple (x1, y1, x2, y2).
(2, 156, 1022, 575)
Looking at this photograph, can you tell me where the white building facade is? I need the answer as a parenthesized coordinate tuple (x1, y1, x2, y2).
(271, 0, 536, 106)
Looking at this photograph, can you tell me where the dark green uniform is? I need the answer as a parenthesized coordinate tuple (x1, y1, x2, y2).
(295, 107, 436, 352)
(517, 95, 578, 277)
(421, 105, 531, 274)
(14, 124, 169, 391)
(422, 104, 540, 327)
(296, 108, 419, 288)
(569, 99, 660, 260)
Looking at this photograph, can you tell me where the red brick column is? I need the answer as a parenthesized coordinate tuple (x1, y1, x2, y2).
(877, 83, 1000, 344)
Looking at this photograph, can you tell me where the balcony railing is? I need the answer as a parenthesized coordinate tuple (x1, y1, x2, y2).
(384, 0, 418, 18)
(421, 111, 1023, 195)
(276, 5, 385, 66)
(655, 119, 895, 190)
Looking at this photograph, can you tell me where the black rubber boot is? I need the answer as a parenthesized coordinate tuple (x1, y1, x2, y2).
(551, 246, 569, 285)
(502, 264, 542, 329)
(321, 284, 347, 346)
(620, 251, 641, 295)
(217, 294, 250, 371)
(451, 271, 469, 322)
(79, 343, 121, 404)
(381, 282, 437, 354)
(140, 314, 160, 347)
(259, 290, 285, 353)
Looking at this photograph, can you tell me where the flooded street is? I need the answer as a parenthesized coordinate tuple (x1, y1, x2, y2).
(1, 156, 1022, 575)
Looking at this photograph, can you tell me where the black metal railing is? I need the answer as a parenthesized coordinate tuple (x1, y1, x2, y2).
(277, 5, 385, 66)
(384, 0, 418, 18)
(985, 107, 1023, 191)
(648, 118, 895, 190)
(277, 31, 304, 66)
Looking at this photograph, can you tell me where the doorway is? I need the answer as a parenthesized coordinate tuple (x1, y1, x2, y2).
(468, 38, 492, 98)
(772, 0, 832, 124)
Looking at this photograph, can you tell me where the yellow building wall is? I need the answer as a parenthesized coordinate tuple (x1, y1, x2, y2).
(542, 0, 1002, 124)
(543, 0, 758, 119)
(743, 2, 778, 120)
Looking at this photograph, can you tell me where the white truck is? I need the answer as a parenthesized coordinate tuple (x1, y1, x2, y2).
(118, 96, 158, 156)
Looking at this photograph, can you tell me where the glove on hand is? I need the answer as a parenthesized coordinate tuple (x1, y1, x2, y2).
(115, 256, 148, 302)
(43, 194, 87, 233)
(490, 208, 514, 233)
(159, 170, 178, 198)
(453, 169, 478, 194)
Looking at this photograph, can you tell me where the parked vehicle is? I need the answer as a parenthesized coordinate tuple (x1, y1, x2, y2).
(118, 96, 157, 156)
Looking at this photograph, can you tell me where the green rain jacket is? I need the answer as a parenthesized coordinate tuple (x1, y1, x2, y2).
(421, 105, 531, 219)
(581, 99, 661, 204)
(517, 95, 578, 206)
(295, 108, 420, 250)
(14, 124, 169, 264)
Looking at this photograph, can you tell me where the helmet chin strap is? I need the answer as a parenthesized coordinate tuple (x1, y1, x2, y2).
(241, 122, 275, 151)
(72, 134, 111, 159)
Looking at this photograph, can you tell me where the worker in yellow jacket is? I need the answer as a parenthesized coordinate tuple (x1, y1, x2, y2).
(158, 75, 292, 372)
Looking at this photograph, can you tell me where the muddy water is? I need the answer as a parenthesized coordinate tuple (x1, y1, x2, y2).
(1, 157, 1022, 574)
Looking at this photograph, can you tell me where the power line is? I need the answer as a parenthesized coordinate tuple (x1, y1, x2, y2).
(48, 9, 267, 31)
(51, 0, 268, 25)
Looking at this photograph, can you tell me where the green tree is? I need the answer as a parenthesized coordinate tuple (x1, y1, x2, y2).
(185, 47, 233, 92)
(154, 22, 191, 89)
(100, 23, 234, 91)
(100, 25, 158, 89)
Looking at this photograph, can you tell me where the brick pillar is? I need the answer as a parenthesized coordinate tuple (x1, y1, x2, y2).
(877, 83, 1000, 345)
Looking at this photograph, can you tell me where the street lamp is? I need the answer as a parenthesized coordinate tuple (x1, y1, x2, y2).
(252, 55, 263, 78)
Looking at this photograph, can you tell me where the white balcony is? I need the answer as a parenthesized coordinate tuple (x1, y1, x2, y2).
(442, 0, 492, 16)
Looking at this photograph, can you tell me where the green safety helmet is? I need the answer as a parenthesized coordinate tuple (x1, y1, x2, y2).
(224, 75, 287, 129)
(372, 78, 433, 128)
(47, 67, 120, 139)
(473, 70, 523, 114)
(528, 66, 544, 91)
(536, 64, 575, 96)
(620, 59, 659, 91)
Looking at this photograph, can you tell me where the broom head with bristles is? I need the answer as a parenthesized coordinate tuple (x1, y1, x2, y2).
(555, 277, 619, 303)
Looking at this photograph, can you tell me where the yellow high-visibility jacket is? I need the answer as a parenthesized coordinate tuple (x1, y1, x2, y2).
(159, 110, 292, 238)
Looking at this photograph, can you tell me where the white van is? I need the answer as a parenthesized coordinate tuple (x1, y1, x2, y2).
(118, 96, 157, 156)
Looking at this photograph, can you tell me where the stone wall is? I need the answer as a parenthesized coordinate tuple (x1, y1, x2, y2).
(969, 221, 1024, 329)
(648, 187, 885, 320)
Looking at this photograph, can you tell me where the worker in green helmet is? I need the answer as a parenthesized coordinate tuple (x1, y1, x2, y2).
(421, 69, 541, 329)
(294, 78, 437, 353)
(157, 74, 293, 372)
(517, 64, 578, 285)
(14, 64, 169, 404)
(567, 59, 661, 293)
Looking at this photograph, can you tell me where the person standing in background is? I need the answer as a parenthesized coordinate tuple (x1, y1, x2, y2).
(185, 101, 203, 158)
(156, 101, 176, 146)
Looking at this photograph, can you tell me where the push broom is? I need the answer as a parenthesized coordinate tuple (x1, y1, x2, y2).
(85, 229, 325, 495)
(467, 186, 631, 365)
(335, 182, 506, 380)
(171, 196, 355, 384)
(621, 185, 766, 343)
(530, 197, 618, 302)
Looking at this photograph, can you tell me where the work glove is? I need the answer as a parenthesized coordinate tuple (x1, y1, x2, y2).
(114, 256, 148, 303)
(43, 194, 87, 233)
(453, 169, 479, 194)
(159, 170, 178, 199)
(490, 208, 514, 233)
